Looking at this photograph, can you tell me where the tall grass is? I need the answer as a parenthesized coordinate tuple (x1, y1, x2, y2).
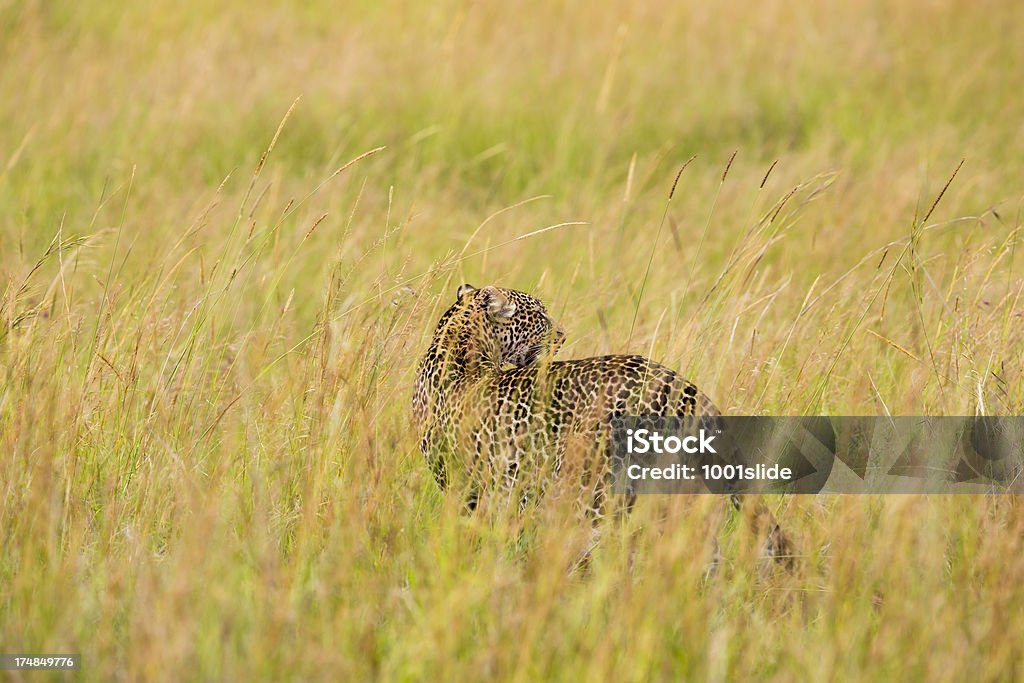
(2, 0, 1023, 679)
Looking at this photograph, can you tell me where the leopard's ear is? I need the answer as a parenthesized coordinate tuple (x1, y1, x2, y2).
(456, 283, 477, 301)
(481, 285, 516, 323)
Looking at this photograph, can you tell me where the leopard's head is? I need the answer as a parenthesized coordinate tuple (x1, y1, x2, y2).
(451, 284, 565, 368)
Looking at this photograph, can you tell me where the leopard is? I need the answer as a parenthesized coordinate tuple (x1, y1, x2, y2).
(412, 283, 793, 568)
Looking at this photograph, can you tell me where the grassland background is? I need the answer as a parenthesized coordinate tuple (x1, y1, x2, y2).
(2, 0, 1023, 680)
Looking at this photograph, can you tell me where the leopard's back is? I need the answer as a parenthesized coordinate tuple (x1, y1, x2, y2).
(475, 354, 718, 430)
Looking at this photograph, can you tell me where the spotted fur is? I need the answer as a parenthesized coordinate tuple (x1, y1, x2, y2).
(413, 284, 795, 567)
(412, 284, 719, 512)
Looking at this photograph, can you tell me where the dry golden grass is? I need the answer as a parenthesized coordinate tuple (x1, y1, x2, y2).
(2, 0, 1024, 679)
